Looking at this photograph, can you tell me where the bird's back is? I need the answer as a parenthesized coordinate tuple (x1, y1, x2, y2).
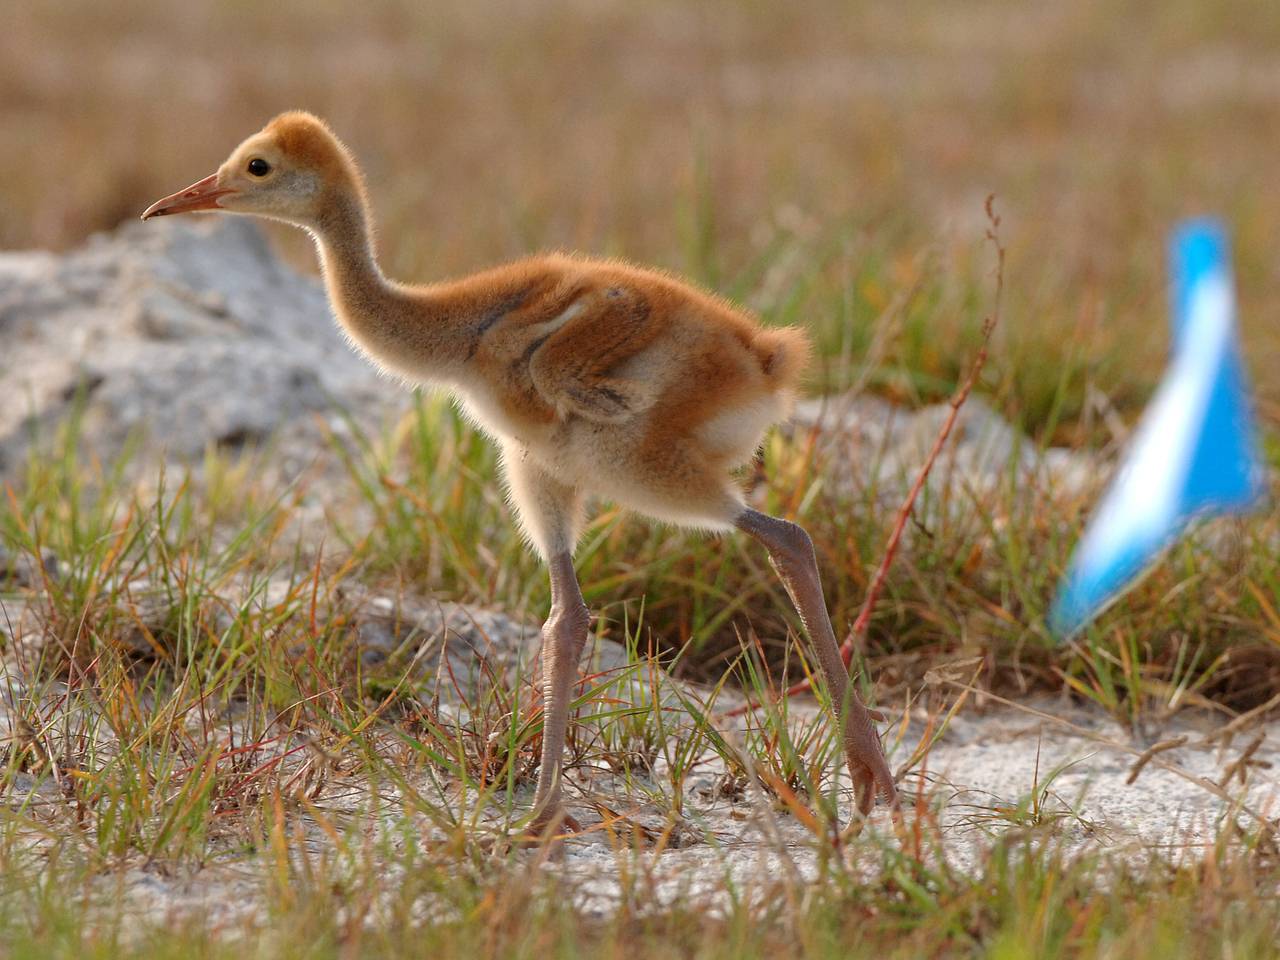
(450, 252, 809, 426)
(433, 253, 810, 523)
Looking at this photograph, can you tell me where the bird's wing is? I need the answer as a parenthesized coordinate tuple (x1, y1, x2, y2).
(527, 286, 662, 423)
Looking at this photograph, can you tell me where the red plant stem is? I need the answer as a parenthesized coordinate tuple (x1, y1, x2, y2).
(779, 315, 994, 703)
(727, 198, 1005, 717)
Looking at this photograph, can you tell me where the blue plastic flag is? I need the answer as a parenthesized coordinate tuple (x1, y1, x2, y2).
(1050, 219, 1265, 637)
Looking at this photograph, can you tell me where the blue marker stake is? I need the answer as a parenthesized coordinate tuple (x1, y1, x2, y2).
(1050, 219, 1265, 638)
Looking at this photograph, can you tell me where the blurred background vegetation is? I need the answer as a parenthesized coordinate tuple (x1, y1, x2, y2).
(5, 0, 1279, 428)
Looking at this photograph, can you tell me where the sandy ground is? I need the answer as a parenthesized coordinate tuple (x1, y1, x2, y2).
(5, 629, 1273, 929)
(552, 682, 1278, 913)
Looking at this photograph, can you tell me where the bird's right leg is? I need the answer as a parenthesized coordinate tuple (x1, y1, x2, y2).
(499, 443, 588, 839)
(735, 508, 898, 816)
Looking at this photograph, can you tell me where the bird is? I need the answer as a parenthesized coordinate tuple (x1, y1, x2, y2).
(142, 111, 898, 839)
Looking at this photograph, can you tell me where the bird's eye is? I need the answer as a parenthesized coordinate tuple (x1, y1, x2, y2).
(247, 158, 271, 177)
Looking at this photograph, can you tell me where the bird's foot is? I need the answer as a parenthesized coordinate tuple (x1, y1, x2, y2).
(519, 807, 583, 857)
(845, 729, 900, 820)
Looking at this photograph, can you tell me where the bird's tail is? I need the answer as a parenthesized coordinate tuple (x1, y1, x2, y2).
(755, 325, 812, 390)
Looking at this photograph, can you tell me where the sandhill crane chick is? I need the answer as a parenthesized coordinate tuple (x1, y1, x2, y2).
(142, 112, 898, 839)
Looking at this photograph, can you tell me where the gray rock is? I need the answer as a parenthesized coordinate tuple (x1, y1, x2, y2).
(788, 391, 1094, 506)
(0, 217, 399, 473)
(350, 590, 632, 699)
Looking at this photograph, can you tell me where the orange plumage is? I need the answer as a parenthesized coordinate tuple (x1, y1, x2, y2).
(142, 111, 895, 842)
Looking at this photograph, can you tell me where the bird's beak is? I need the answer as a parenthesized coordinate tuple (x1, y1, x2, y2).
(140, 173, 236, 220)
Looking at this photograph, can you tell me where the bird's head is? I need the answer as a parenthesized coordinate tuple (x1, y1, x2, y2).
(141, 111, 363, 229)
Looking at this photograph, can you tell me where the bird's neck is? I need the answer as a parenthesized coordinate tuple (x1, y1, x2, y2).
(311, 190, 470, 384)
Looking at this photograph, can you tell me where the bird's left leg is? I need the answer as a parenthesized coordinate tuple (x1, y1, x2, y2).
(735, 507, 898, 816)
(499, 443, 588, 840)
